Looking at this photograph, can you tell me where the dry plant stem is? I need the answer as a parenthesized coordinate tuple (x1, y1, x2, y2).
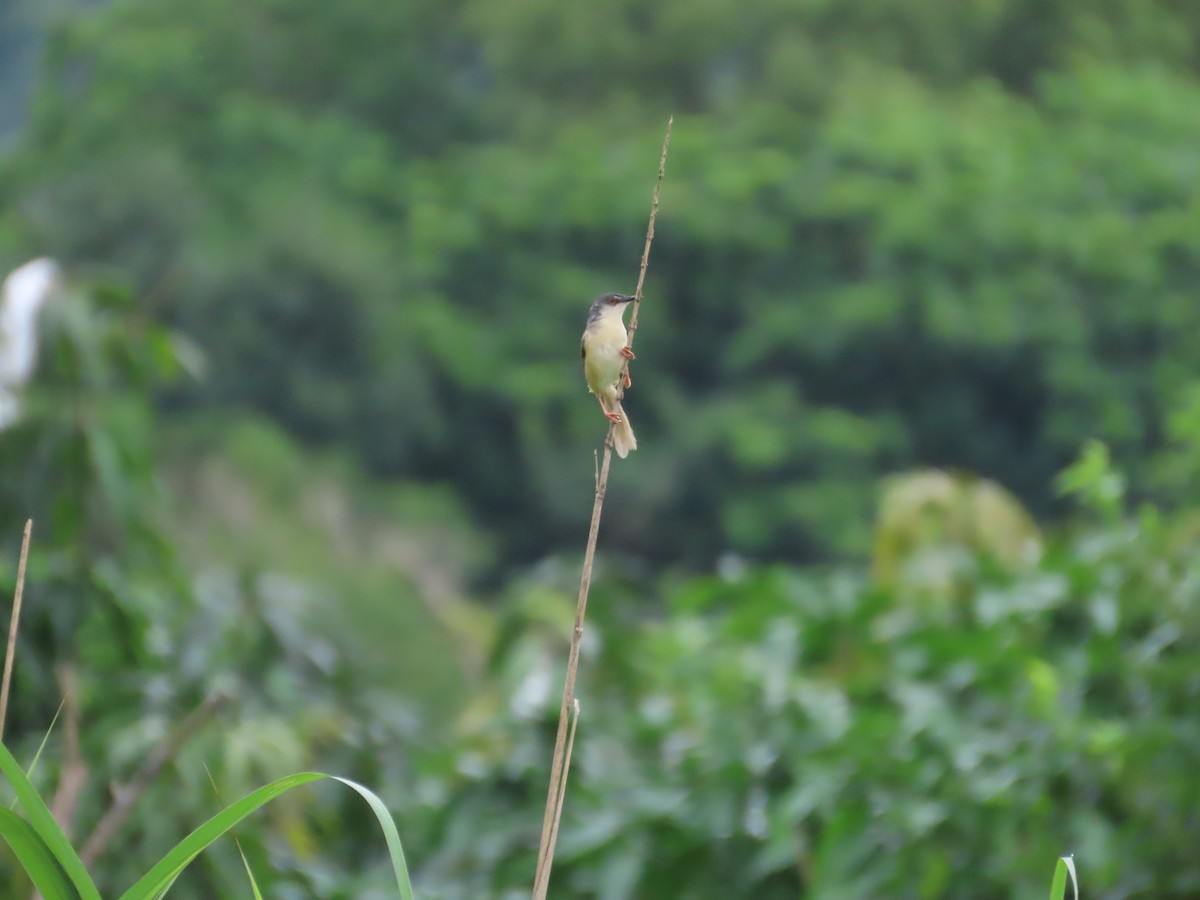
(544, 699, 580, 862)
(532, 444, 612, 900)
(531, 116, 673, 900)
(0, 519, 33, 743)
(79, 692, 226, 866)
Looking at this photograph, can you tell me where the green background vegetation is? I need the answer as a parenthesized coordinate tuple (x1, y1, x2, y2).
(1, 0, 1200, 895)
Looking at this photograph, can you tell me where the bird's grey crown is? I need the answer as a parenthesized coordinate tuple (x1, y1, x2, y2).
(587, 292, 632, 324)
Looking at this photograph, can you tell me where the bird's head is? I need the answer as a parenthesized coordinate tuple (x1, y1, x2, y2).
(587, 292, 634, 322)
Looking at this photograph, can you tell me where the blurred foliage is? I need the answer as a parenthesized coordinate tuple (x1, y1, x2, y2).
(160, 414, 486, 724)
(3, 0, 1200, 896)
(0, 279, 468, 897)
(0, 276, 188, 735)
(873, 469, 1041, 598)
(411, 465, 1200, 898)
(5, 0, 1200, 566)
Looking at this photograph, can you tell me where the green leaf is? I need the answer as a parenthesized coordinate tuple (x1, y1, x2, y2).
(330, 774, 415, 900)
(0, 741, 100, 900)
(10, 699, 66, 811)
(233, 839, 266, 900)
(0, 807, 79, 899)
(1057, 440, 1125, 519)
(118, 771, 414, 900)
(1048, 855, 1078, 900)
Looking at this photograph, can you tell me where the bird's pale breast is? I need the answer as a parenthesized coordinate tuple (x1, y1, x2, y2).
(583, 315, 627, 396)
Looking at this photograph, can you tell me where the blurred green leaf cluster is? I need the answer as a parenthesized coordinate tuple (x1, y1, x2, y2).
(0, 278, 458, 897)
(415, 485, 1200, 898)
(6, 0, 1200, 565)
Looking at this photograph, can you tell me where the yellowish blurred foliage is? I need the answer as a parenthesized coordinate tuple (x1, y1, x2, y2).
(873, 469, 1041, 595)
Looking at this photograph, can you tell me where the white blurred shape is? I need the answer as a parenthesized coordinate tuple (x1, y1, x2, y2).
(0, 257, 60, 429)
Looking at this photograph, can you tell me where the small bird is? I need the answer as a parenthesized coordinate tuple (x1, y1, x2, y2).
(581, 292, 637, 458)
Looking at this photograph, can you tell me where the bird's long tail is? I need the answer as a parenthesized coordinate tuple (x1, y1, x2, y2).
(611, 401, 637, 459)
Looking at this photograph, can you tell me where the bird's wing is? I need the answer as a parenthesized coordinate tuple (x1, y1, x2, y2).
(580, 336, 586, 360)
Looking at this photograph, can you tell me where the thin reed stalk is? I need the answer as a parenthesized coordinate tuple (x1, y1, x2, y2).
(0, 519, 33, 743)
(531, 116, 673, 900)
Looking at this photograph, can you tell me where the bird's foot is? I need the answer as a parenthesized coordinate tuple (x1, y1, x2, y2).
(620, 346, 636, 360)
(605, 411, 623, 424)
(623, 370, 632, 389)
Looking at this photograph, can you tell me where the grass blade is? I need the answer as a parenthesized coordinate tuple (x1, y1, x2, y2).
(118, 771, 414, 900)
(0, 806, 79, 899)
(233, 840, 265, 900)
(118, 772, 322, 900)
(9, 698, 66, 812)
(0, 739, 100, 899)
(330, 775, 415, 900)
(1048, 855, 1078, 900)
(203, 762, 266, 900)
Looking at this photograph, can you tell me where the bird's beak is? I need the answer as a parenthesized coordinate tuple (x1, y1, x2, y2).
(621, 294, 635, 304)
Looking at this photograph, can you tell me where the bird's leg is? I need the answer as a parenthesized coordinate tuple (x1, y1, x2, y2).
(596, 395, 622, 424)
(620, 347, 635, 388)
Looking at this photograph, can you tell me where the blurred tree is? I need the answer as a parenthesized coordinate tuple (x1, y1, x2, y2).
(5, 0, 1200, 570)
